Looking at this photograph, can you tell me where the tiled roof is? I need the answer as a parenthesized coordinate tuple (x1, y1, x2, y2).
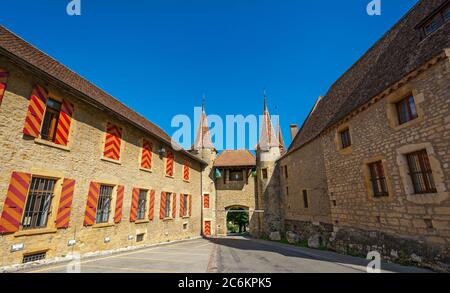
(192, 109, 215, 150)
(287, 0, 450, 155)
(0, 25, 206, 165)
(214, 150, 256, 167)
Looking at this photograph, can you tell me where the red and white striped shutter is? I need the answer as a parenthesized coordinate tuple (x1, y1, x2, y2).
(55, 178, 76, 229)
(130, 188, 139, 222)
(189, 194, 192, 217)
(159, 192, 166, 219)
(114, 185, 125, 223)
(83, 182, 100, 226)
(54, 100, 74, 146)
(179, 194, 185, 216)
(0, 172, 31, 234)
(166, 152, 174, 176)
(23, 85, 49, 138)
(204, 194, 210, 209)
(172, 193, 177, 218)
(103, 123, 122, 161)
(148, 190, 155, 220)
(0, 69, 9, 107)
(183, 161, 190, 181)
(141, 140, 152, 170)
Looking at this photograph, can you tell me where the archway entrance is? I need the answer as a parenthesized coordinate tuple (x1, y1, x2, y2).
(226, 206, 250, 236)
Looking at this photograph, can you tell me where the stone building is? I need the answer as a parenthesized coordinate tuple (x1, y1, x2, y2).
(279, 0, 450, 270)
(0, 25, 207, 268)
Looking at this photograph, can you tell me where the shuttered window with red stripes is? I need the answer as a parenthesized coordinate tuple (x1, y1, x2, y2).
(103, 123, 122, 161)
(204, 194, 210, 209)
(0, 172, 32, 234)
(23, 85, 49, 138)
(114, 185, 125, 223)
(83, 182, 101, 226)
(0, 69, 9, 108)
(55, 179, 76, 229)
(172, 193, 177, 218)
(189, 194, 192, 217)
(148, 190, 155, 220)
(129, 188, 140, 222)
(141, 140, 153, 170)
(22, 85, 75, 145)
(165, 151, 174, 177)
(179, 194, 185, 217)
(54, 100, 74, 146)
(183, 161, 190, 181)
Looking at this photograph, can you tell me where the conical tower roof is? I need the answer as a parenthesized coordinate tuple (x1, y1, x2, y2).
(192, 103, 214, 150)
(258, 95, 279, 151)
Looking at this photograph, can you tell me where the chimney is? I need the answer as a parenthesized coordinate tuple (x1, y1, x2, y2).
(290, 124, 298, 142)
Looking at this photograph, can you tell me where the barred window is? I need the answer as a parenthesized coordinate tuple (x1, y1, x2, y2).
(41, 99, 61, 142)
(368, 161, 389, 197)
(396, 95, 418, 125)
(22, 177, 56, 230)
(406, 150, 437, 194)
(165, 192, 172, 218)
(137, 189, 147, 220)
(96, 185, 113, 224)
(340, 128, 351, 149)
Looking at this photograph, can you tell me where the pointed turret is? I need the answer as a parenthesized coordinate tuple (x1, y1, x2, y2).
(258, 95, 278, 151)
(277, 123, 286, 155)
(192, 102, 214, 151)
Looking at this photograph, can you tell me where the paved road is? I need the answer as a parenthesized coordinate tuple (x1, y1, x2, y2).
(22, 236, 429, 273)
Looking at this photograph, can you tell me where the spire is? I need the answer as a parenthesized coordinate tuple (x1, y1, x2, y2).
(193, 96, 214, 150)
(277, 123, 286, 154)
(258, 93, 278, 151)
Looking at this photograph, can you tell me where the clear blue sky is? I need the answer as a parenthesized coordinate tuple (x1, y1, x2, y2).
(1, 0, 417, 149)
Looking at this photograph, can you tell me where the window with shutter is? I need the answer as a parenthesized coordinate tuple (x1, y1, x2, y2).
(203, 194, 210, 209)
(55, 178, 76, 229)
(22, 177, 57, 230)
(0, 69, 9, 107)
(165, 152, 174, 177)
(140, 140, 153, 170)
(183, 161, 190, 181)
(136, 189, 148, 220)
(103, 123, 122, 161)
(95, 185, 114, 224)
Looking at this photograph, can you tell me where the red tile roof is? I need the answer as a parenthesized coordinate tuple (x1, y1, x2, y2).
(0, 25, 206, 165)
(214, 150, 256, 167)
(287, 0, 450, 156)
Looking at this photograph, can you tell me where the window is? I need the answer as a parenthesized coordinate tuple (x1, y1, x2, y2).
(136, 189, 147, 220)
(286, 186, 289, 196)
(339, 128, 351, 149)
(368, 161, 389, 197)
(136, 233, 145, 242)
(22, 177, 56, 230)
(103, 123, 122, 161)
(165, 151, 174, 177)
(95, 185, 113, 223)
(41, 99, 61, 142)
(140, 140, 153, 170)
(262, 168, 268, 179)
(302, 190, 309, 208)
(406, 150, 437, 194)
(420, 3, 449, 36)
(183, 161, 190, 181)
(229, 170, 243, 181)
(396, 95, 418, 125)
(284, 165, 288, 179)
(183, 194, 189, 217)
(203, 194, 210, 209)
(165, 192, 172, 218)
(23, 252, 46, 263)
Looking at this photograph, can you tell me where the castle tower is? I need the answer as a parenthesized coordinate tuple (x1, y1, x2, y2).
(190, 101, 218, 236)
(256, 95, 283, 236)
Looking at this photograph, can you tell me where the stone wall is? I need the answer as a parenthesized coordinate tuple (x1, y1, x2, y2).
(0, 58, 203, 267)
(321, 56, 450, 268)
(279, 138, 332, 225)
(215, 168, 257, 236)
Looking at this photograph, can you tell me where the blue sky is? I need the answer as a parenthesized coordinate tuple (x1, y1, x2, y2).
(1, 0, 417, 149)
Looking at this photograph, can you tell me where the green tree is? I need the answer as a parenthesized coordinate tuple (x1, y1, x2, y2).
(227, 208, 249, 234)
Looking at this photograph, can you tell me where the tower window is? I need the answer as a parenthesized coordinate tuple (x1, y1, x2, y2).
(262, 168, 268, 179)
(229, 170, 243, 181)
(339, 128, 352, 149)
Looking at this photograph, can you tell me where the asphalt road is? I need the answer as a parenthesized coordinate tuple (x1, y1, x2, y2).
(22, 236, 430, 273)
